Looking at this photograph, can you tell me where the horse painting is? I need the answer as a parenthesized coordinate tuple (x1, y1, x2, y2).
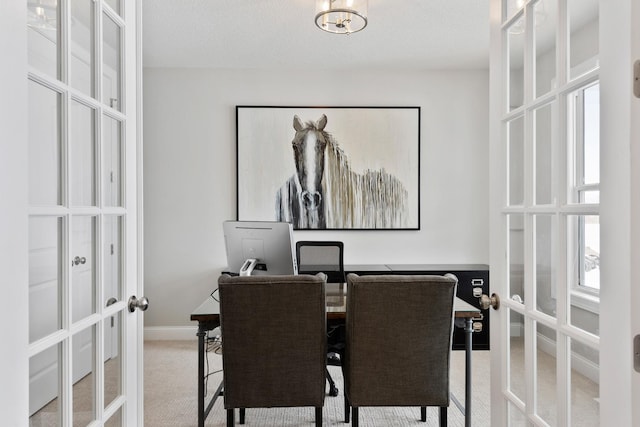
(275, 114, 409, 229)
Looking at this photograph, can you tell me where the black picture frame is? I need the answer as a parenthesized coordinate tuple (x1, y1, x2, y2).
(236, 106, 420, 230)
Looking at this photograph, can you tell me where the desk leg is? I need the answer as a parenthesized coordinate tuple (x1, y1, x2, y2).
(464, 318, 473, 427)
(197, 325, 206, 427)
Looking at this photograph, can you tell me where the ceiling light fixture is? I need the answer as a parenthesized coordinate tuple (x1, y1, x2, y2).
(315, 0, 368, 35)
(27, 0, 57, 31)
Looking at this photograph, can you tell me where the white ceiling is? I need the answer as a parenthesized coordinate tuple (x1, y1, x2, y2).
(142, 0, 490, 71)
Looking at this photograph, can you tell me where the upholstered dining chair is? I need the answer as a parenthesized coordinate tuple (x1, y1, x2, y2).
(296, 241, 346, 397)
(218, 273, 327, 426)
(343, 273, 458, 427)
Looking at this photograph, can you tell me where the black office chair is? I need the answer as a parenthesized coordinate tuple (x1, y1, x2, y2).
(296, 241, 345, 397)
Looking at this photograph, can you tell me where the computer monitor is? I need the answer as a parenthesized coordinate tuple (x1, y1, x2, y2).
(223, 220, 298, 276)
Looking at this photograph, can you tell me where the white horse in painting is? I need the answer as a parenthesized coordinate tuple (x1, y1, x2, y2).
(276, 114, 408, 229)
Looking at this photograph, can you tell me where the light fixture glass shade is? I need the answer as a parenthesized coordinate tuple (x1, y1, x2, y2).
(315, 0, 368, 34)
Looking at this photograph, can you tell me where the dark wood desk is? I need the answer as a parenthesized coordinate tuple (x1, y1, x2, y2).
(190, 277, 482, 427)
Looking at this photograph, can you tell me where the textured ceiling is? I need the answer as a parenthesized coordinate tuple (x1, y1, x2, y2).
(142, 0, 490, 70)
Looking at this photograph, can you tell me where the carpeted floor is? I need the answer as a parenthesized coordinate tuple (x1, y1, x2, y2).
(30, 338, 598, 426)
(143, 340, 490, 427)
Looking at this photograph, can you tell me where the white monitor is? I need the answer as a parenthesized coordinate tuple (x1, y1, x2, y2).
(223, 221, 298, 276)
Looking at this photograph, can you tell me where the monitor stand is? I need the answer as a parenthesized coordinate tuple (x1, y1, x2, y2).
(239, 258, 258, 276)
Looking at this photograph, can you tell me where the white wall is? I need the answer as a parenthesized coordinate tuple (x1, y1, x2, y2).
(142, 67, 490, 333)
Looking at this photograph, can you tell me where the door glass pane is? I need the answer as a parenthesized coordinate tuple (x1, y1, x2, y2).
(508, 400, 527, 426)
(569, 82, 600, 204)
(505, 0, 524, 22)
(104, 0, 121, 17)
(568, 0, 599, 79)
(535, 322, 557, 425)
(73, 325, 96, 425)
(103, 13, 121, 111)
(27, 0, 59, 79)
(104, 311, 122, 408)
(534, 103, 553, 205)
(509, 214, 525, 302)
(29, 343, 62, 423)
(72, 216, 96, 323)
(569, 301, 599, 336)
(508, 25, 525, 111)
(104, 215, 123, 302)
(70, 0, 94, 97)
(29, 216, 62, 343)
(509, 308, 526, 402)
(509, 116, 525, 205)
(570, 338, 599, 425)
(103, 116, 123, 207)
(104, 406, 123, 427)
(535, 215, 556, 317)
(581, 84, 600, 186)
(567, 214, 600, 335)
(567, 214, 600, 301)
(534, 0, 556, 98)
(29, 80, 61, 206)
(70, 100, 96, 207)
(581, 215, 600, 292)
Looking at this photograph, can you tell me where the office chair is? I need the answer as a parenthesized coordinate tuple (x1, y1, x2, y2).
(296, 241, 345, 283)
(296, 241, 345, 397)
(343, 273, 458, 427)
(218, 273, 327, 427)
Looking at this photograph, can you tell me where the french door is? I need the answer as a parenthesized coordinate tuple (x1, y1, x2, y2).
(489, 0, 640, 425)
(24, 0, 143, 425)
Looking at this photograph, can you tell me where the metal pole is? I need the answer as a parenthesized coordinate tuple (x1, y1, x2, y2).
(465, 317, 473, 427)
(196, 326, 206, 427)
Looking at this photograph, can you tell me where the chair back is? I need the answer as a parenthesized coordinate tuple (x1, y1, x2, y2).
(296, 241, 345, 284)
(344, 273, 458, 407)
(218, 273, 327, 409)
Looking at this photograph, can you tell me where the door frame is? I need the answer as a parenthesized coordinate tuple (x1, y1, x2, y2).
(599, 0, 640, 424)
(0, 1, 29, 424)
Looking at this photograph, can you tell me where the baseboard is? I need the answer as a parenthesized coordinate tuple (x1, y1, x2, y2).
(144, 326, 199, 341)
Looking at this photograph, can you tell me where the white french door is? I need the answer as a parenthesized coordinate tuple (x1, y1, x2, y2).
(489, 0, 640, 425)
(23, 0, 143, 425)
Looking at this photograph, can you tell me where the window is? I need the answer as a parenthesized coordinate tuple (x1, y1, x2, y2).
(570, 82, 600, 292)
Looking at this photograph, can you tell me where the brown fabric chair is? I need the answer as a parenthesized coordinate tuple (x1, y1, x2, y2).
(218, 273, 327, 426)
(343, 273, 458, 427)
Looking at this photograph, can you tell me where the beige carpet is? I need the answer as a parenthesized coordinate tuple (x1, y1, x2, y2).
(30, 339, 598, 426)
(143, 340, 490, 427)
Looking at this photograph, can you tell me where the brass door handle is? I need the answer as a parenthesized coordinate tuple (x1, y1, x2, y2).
(478, 293, 500, 310)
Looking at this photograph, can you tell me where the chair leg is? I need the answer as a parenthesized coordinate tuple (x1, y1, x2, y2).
(352, 407, 359, 427)
(315, 407, 323, 427)
(239, 408, 246, 425)
(344, 394, 350, 423)
(226, 408, 234, 426)
(421, 406, 427, 422)
(439, 407, 447, 427)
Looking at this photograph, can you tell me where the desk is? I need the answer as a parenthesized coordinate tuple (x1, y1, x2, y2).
(190, 282, 481, 427)
(303, 264, 491, 351)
